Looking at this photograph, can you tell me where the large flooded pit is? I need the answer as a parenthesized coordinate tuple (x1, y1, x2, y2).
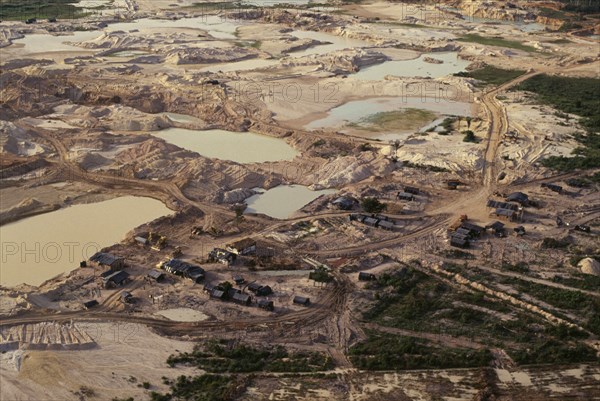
(9, 31, 102, 54)
(305, 96, 473, 137)
(352, 52, 470, 80)
(0, 196, 171, 287)
(152, 128, 298, 163)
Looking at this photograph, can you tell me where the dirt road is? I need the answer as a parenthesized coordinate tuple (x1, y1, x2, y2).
(480, 70, 541, 188)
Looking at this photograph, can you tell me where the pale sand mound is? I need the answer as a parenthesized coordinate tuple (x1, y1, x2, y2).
(75, 152, 112, 171)
(578, 258, 600, 276)
(0, 198, 41, 219)
(0, 121, 47, 156)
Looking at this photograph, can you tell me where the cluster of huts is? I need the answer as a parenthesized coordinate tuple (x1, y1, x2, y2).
(349, 214, 395, 230)
(81, 236, 322, 315)
(397, 185, 420, 201)
(158, 259, 205, 283)
(449, 221, 486, 248)
(202, 281, 275, 311)
(449, 213, 529, 248)
(541, 183, 563, 194)
(83, 252, 131, 308)
(208, 248, 237, 265)
(88, 252, 130, 289)
(486, 191, 530, 221)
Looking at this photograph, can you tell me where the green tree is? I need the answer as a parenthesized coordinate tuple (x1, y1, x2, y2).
(463, 130, 477, 143)
(361, 197, 386, 213)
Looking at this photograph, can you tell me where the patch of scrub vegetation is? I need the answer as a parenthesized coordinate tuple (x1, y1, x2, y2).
(149, 374, 241, 401)
(565, 172, 600, 187)
(439, 249, 475, 259)
(185, 1, 246, 10)
(235, 40, 262, 49)
(553, 273, 600, 292)
(402, 161, 451, 172)
(311, 139, 326, 148)
(167, 339, 334, 373)
(361, 197, 386, 213)
(455, 65, 526, 86)
(558, 0, 600, 14)
(512, 340, 598, 365)
(498, 276, 600, 335)
(457, 34, 536, 52)
(385, 21, 428, 29)
(547, 38, 572, 44)
(516, 75, 600, 133)
(462, 130, 478, 143)
(360, 265, 595, 364)
(349, 330, 493, 370)
(346, 109, 436, 132)
(0, 0, 90, 20)
(515, 75, 600, 170)
(432, 116, 458, 135)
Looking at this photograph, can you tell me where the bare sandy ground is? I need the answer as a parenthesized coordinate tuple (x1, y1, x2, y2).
(0, 323, 198, 401)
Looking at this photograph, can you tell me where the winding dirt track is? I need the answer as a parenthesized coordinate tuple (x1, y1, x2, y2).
(0, 272, 351, 337)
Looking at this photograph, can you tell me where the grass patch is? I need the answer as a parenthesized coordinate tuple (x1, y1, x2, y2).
(346, 109, 436, 132)
(457, 34, 537, 52)
(455, 65, 526, 86)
